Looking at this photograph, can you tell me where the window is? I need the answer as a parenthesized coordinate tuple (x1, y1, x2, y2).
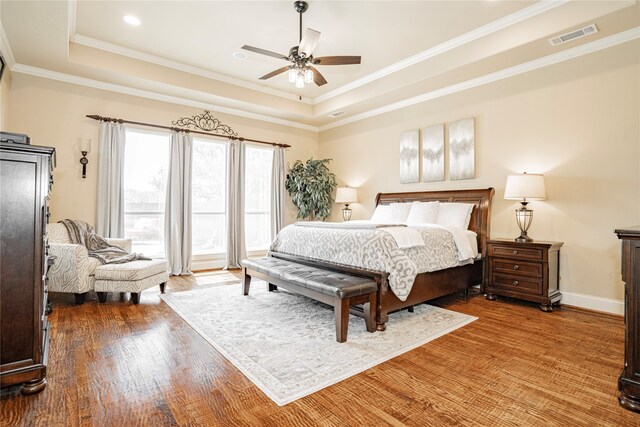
(191, 138, 227, 254)
(245, 145, 273, 251)
(122, 131, 272, 260)
(123, 129, 170, 258)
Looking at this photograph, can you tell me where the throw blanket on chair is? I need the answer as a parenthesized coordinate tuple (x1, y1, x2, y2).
(59, 219, 149, 264)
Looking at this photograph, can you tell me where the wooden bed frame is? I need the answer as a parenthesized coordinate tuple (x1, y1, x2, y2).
(270, 188, 495, 330)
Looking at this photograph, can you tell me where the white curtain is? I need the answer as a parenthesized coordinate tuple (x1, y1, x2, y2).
(271, 147, 286, 240)
(96, 121, 126, 238)
(225, 140, 246, 268)
(164, 132, 193, 275)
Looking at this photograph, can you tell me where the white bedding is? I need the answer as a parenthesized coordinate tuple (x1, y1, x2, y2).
(270, 221, 477, 301)
(407, 223, 479, 260)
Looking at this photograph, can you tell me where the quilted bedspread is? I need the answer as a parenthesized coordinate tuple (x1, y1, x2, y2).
(269, 224, 470, 301)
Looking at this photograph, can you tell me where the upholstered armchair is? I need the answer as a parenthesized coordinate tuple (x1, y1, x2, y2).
(47, 223, 132, 304)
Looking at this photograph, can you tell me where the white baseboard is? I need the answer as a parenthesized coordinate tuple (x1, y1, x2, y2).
(191, 258, 226, 271)
(191, 250, 267, 272)
(561, 291, 624, 315)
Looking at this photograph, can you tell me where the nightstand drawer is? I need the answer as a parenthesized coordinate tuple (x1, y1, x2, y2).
(490, 245, 543, 261)
(492, 274, 542, 294)
(492, 259, 542, 277)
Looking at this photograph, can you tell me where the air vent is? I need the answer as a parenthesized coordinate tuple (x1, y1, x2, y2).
(328, 111, 346, 118)
(549, 24, 598, 46)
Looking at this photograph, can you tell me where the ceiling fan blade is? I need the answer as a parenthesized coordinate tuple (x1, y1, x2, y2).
(259, 66, 291, 80)
(242, 45, 289, 61)
(298, 28, 320, 57)
(314, 56, 361, 65)
(310, 66, 327, 86)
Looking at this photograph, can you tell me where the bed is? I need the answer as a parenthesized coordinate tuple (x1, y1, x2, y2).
(269, 188, 494, 330)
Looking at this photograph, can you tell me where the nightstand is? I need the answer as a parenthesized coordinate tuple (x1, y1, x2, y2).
(484, 239, 563, 312)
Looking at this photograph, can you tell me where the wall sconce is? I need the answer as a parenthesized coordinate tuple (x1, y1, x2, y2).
(335, 186, 358, 221)
(79, 138, 91, 178)
(504, 172, 546, 242)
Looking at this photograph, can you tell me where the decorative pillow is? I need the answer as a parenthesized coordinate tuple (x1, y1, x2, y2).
(436, 203, 475, 229)
(406, 201, 439, 224)
(370, 202, 412, 223)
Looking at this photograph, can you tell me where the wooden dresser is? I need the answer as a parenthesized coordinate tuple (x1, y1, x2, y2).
(485, 238, 563, 312)
(616, 226, 640, 412)
(0, 141, 55, 395)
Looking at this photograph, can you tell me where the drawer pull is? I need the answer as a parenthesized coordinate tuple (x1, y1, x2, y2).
(513, 280, 519, 286)
(513, 265, 519, 270)
(513, 250, 518, 255)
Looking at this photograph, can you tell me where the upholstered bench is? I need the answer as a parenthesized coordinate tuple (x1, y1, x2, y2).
(94, 259, 169, 304)
(241, 257, 378, 343)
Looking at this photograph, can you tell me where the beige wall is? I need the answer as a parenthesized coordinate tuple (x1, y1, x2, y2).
(6, 73, 318, 227)
(319, 41, 640, 302)
(5, 41, 639, 305)
(0, 67, 10, 130)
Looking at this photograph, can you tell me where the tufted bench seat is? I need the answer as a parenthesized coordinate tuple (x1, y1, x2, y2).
(241, 257, 377, 342)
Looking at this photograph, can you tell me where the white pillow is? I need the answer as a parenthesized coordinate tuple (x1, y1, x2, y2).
(436, 203, 475, 229)
(370, 202, 412, 223)
(406, 201, 439, 224)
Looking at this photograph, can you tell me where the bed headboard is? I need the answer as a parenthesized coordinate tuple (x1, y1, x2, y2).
(375, 188, 495, 255)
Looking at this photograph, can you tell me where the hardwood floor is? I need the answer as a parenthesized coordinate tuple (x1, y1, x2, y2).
(1, 270, 638, 426)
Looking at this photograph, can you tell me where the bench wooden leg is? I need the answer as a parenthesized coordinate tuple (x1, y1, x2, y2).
(335, 297, 349, 343)
(243, 268, 251, 296)
(268, 283, 278, 292)
(364, 292, 376, 333)
(131, 292, 140, 304)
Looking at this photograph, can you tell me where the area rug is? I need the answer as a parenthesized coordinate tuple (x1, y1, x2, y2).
(160, 283, 477, 406)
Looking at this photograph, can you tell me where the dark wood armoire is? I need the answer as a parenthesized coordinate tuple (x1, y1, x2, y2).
(615, 225, 640, 412)
(0, 140, 55, 395)
(616, 226, 640, 412)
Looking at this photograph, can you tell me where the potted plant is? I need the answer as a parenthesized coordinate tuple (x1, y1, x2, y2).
(285, 158, 337, 221)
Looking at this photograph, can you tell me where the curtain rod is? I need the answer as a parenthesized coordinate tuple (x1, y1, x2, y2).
(85, 114, 291, 148)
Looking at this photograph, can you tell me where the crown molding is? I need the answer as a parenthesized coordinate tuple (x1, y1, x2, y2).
(8, 26, 637, 135)
(313, 0, 569, 104)
(67, 1, 567, 107)
(10, 63, 320, 132)
(319, 27, 640, 131)
(70, 34, 314, 105)
(0, 23, 16, 67)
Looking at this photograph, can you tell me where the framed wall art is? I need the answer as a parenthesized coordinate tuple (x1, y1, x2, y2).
(448, 117, 475, 180)
(421, 124, 445, 182)
(399, 129, 419, 184)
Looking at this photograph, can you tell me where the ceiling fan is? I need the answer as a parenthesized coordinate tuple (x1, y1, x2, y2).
(241, 1, 361, 88)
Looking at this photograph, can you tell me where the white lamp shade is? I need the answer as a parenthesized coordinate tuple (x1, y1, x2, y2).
(504, 173, 546, 201)
(80, 138, 91, 153)
(335, 187, 358, 204)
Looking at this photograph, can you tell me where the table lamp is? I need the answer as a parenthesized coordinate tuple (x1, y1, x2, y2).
(335, 187, 358, 221)
(504, 173, 546, 242)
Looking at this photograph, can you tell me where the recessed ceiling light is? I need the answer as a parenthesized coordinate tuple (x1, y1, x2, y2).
(232, 51, 248, 60)
(123, 15, 141, 26)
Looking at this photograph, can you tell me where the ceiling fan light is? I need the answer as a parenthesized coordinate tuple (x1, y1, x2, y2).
(288, 68, 297, 83)
(304, 68, 313, 83)
(295, 74, 305, 88)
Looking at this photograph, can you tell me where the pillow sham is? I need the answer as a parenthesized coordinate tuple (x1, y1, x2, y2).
(436, 202, 475, 229)
(370, 202, 412, 223)
(406, 201, 439, 224)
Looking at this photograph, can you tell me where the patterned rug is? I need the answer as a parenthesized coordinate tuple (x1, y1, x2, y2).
(160, 282, 477, 406)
